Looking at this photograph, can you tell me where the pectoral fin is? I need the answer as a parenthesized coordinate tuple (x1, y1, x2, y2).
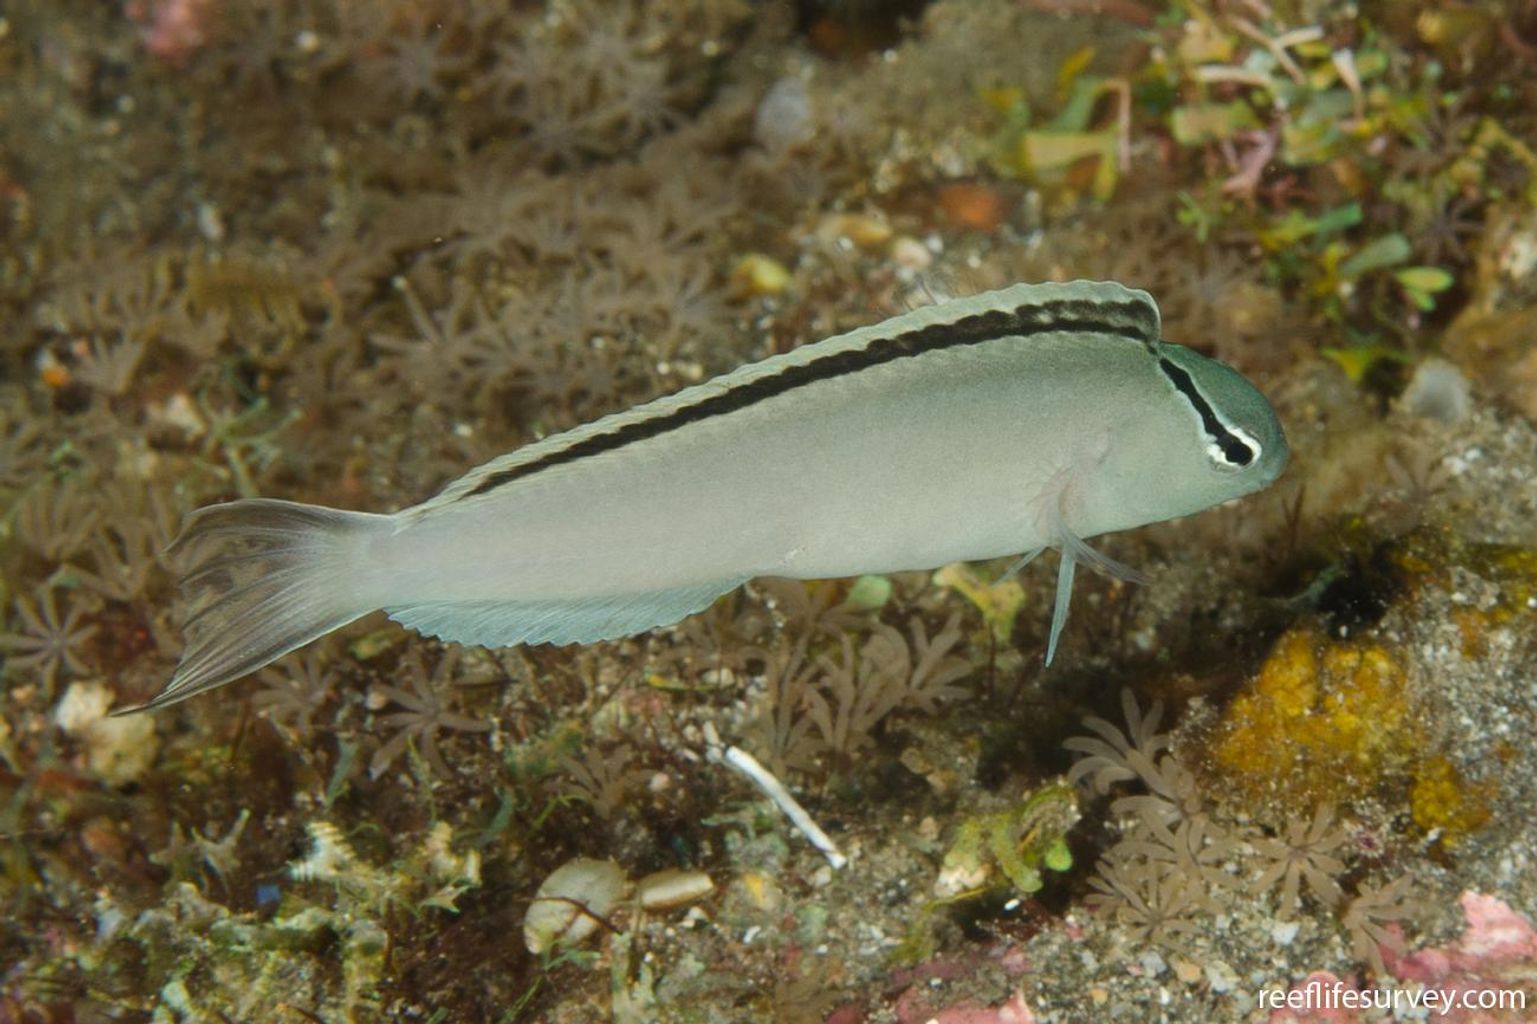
(1041, 509, 1150, 666)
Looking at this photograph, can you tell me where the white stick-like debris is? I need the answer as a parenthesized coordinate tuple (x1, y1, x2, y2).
(703, 723, 848, 870)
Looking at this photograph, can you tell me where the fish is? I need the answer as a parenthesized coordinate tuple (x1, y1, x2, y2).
(132, 280, 1289, 711)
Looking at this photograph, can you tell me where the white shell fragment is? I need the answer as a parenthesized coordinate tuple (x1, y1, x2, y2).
(1398, 356, 1473, 424)
(635, 869, 715, 912)
(523, 857, 627, 955)
(55, 681, 160, 785)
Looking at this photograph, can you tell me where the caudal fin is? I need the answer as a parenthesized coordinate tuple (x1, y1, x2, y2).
(123, 498, 392, 712)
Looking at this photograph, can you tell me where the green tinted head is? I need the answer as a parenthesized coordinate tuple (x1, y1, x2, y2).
(1156, 343, 1289, 494)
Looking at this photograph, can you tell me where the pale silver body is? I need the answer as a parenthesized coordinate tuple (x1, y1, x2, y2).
(380, 331, 1193, 600)
(144, 281, 1288, 709)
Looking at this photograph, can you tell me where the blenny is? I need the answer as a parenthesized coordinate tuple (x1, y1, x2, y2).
(137, 280, 1288, 710)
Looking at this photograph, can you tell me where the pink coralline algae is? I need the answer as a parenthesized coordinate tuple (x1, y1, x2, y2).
(1268, 892, 1537, 1024)
(124, 0, 211, 61)
(1381, 891, 1537, 1022)
(894, 988, 1037, 1024)
(882, 945, 1038, 1024)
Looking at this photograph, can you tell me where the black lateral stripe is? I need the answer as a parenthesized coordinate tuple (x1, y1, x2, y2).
(466, 297, 1157, 497)
(1157, 357, 1255, 467)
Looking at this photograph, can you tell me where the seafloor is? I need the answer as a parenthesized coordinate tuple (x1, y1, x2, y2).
(2, 1, 1537, 1022)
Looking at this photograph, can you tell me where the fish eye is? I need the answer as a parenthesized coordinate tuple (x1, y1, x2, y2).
(1207, 423, 1261, 472)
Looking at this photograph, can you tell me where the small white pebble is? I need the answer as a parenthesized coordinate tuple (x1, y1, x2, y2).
(149, 392, 207, 438)
(56, 682, 160, 786)
(55, 681, 113, 733)
(196, 201, 225, 243)
(1272, 920, 1300, 945)
(891, 236, 932, 271)
(1445, 449, 1482, 475)
(700, 667, 735, 687)
(1398, 358, 1472, 424)
(1500, 230, 1537, 279)
(754, 78, 812, 153)
(159, 979, 194, 1014)
(1205, 960, 1239, 993)
(95, 900, 126, 943)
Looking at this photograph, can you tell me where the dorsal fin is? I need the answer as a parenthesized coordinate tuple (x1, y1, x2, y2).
(419, 281, 1161, 511)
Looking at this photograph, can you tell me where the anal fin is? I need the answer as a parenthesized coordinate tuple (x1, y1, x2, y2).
(385, 578, 748, 648)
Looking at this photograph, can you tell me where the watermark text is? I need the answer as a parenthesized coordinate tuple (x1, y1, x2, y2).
(1259, 978, 1526, 1016)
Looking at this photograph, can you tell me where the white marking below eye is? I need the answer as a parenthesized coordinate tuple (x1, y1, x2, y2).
(1207, 423, 1263, 471)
